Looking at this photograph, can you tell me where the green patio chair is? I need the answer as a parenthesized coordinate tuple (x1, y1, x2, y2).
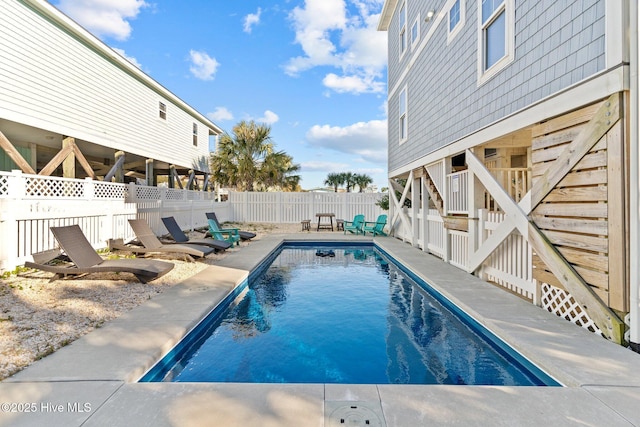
(207, 219, 241, 246)
(343, 214, 365, 235)
(362, 214, 387, 236)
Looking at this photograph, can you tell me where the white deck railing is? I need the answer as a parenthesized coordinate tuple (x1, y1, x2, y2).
(446, 170, 468, 214)
(394, 207, 537, 303)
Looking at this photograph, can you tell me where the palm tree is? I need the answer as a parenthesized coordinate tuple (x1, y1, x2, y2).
(353, 173, 373, 192)
(343, 172, 357, 192)
(259, 150, 301, 191)
(210, 120, 300, 191)
(324, 172, 344, 192)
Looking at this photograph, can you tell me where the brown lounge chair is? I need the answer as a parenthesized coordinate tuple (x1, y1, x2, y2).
(161, 216, 231, 251)
(109, 219, 215, 261)
(206, 212, 256, 241)
(25, 224, 173, 283)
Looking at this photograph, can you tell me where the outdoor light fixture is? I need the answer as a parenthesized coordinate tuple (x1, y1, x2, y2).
(425, 10, 435, 22)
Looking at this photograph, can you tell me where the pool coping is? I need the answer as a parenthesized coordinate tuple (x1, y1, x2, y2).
(2, 234, 640, 426)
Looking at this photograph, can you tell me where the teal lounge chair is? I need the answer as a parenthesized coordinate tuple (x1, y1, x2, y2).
(207, 219, 241, 246)
(343, 214, 365, 235)
(362, 214, 387, 236)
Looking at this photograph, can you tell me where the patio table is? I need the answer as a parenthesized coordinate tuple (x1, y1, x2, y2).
(315, 213, 335, 231)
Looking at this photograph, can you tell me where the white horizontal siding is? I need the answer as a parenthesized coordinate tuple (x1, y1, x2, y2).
(0, 0, 210, 168)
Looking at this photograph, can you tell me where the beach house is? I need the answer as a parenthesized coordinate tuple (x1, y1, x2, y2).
(0, 0, 222, 188)
(378, 0, 640, 349)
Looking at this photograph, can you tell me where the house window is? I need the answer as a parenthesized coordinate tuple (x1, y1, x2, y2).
(399, 2, 407, 58)
(192, 123, 198, 146)
(410, 16, 420, 49)
(159, 102, 167, 120)
(478, 0, 514, 84)
(447, 0, 465, 43)
(449, 0, 460, 32)
(399, 86, 408, 143)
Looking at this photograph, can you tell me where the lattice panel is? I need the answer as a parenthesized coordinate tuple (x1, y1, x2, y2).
(136, 186, 161, 199)
(94, 182, 126, 199)
(165, 188, 185, 200)
(0, 175, 8, 196)
(540, 283, 603, 336)
(25, 177, 84, 198)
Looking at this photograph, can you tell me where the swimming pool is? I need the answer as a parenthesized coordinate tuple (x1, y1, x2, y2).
(141, 242, 559, 386)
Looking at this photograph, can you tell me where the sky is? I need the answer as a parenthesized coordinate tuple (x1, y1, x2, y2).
(49, 0, 389, 191)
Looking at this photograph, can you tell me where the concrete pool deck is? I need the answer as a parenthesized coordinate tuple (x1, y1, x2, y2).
(1, 233, 640, 426)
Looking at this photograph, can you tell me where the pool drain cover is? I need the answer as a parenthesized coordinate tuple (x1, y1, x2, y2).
(326, 401, 386, 427)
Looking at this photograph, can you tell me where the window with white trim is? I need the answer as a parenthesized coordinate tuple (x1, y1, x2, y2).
(447, 0, 465, 43)
(478, 0, 514, 84)
(410, 16, 420, 50)
(399, 2, 407, 59)
(451, 1, 461, 31)
(399, 86, 408, 143)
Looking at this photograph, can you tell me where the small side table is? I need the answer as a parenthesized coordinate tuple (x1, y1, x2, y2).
(316, 213, 335, 231)
(336, 219, 344, 231)
(301, 219, 311, 231)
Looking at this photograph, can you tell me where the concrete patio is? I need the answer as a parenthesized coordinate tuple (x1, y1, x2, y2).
(1, 233, 639, 426)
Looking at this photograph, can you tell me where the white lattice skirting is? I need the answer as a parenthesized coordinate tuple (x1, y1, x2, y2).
(540, 283, 603, 336)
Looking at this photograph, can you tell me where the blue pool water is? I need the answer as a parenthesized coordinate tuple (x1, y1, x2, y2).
(141, 243, 559, 386)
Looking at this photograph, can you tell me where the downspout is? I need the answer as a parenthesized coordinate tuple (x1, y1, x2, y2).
(629, 0, 640, 350)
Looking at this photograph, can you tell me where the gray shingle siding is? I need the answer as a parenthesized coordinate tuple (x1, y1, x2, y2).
(387, 0, 607, 173)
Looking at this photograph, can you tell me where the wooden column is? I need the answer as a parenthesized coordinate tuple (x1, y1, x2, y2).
(168, 165, 175, 189)
(114, 151, 125, 183)
(145, 159, 154, 186)
(62, 137, 75, 178)
(607, 121, 628, 311)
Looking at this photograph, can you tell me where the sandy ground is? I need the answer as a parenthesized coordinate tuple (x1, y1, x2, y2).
(0, 221, 304, 381)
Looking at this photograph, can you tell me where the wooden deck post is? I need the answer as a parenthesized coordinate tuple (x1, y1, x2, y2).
(168, 165, 175, 188)
(62, 137, 75, 178)
(145, 159, 154, 186)
(114, 151, 125, 183)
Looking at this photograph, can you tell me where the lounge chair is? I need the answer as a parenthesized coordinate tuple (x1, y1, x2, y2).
(206, 212, 256, 241)
(362, 214, 388, 236)
(109, 219, 216, 261)
(343, 214, 365, 235)
(161, 216, 231, 251)
(207, 219, 241, 246)
(24, 224, 173, 283)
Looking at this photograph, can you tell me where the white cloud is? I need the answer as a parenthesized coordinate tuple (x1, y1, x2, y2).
(323, 73, 384, 94)
(243, 8, 262, 33)
(189, 50, 220, 81)
(255, 110, 280, 124)
(301, 161, 351, 172)
(208, 107, 234, 122)
(285, 0, 387, 95)
(112, 48, 141, 68)
(54, 0, 148, 41)
(306, 119, 387, 163)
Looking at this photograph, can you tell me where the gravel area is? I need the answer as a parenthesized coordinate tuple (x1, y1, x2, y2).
(0, 222, 304, 380)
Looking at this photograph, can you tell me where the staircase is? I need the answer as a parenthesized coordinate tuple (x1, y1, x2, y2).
(423, 174, 444, 215)
(424, 169, 468, 232)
